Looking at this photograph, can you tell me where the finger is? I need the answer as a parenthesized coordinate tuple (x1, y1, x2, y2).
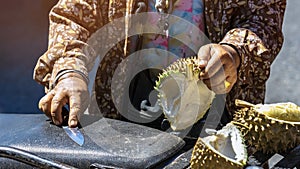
(39, 91, 55, 118)
(222, 60, 238, 89)
(51, 91, 68, 125)
(211, 76, 237, 94)
(210, 80, 227, 94)
(68, 95, 81, 127)
(203, 68, 226, 88)
(225, 75, 237, 92)
(201, 50, 226, 79)
(198, 44, 225, 79)
(197, 45, 212, 68)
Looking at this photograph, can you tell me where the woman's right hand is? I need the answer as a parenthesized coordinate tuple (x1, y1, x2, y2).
(38, 72, 89, 128)
(198, 43, 240, 94)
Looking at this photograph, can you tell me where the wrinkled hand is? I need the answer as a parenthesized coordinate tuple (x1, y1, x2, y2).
(39, 73, 89, 127)
(198, 44, 240, 94)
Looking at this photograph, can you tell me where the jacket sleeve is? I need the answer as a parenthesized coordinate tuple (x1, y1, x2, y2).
(33, 0, 106, 92)
(219, 0, 286, 105)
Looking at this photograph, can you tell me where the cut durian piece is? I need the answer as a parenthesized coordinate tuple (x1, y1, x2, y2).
(155, 57, 215, 131)
(233, 99, 300, 154)
(190, 123, 247, 169)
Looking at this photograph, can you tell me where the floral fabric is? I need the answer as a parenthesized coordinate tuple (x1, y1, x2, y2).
(142, 0, 204, 58)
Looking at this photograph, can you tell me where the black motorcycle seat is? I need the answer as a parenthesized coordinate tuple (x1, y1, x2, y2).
(0, 113, 185, 169)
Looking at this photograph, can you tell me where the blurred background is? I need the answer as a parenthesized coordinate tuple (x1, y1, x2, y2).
(0, 1, 299, 113)
(265, 0, 300, 104)
(0, 1, 58, 113)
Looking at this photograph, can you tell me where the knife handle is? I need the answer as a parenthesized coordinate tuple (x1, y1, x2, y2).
(61, 105, 70, 126)
(61, 105, 82, 128)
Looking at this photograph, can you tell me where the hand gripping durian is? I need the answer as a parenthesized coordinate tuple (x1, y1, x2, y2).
(155, 57, 215, 131)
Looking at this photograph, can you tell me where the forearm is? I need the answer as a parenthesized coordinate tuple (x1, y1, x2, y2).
(220, 0, 286, 86)
(33, 0, 106, 92)
(206, 0, 288, 115)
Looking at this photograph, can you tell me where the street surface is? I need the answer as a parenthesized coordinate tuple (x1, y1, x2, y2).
(266, 0, 300, 105)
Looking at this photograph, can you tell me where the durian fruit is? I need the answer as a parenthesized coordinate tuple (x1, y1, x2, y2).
(155, 57, 215, 131)
(190, 123, 247, 169)
(233, 99, 300, 154)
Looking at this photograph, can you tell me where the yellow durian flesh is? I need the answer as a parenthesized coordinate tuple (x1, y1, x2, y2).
(234, 100, 300, 154)
(255, 103, 300, 122)
(235, 99, 300, 122)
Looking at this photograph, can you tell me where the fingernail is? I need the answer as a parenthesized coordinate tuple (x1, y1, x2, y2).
(70, 120, 77, 127)
(199, 59, 207, 65)
(53, 119, 59, 125)
(200, 72, 205, 77)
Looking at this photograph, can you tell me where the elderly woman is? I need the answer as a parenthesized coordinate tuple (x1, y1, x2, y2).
(34, 0, 286, 129)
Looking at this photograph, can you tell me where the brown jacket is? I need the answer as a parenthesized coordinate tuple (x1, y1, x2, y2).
(34, 0, 286, 118)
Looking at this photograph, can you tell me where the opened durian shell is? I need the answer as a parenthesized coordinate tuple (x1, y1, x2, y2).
(190, 123, 247, 169)
(233, 99, 300, 154)
(155, 57, 215, 131)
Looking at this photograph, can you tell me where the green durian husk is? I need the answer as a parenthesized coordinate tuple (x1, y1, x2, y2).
(190, 123, 247, 169)
(233, 99, 300, 154)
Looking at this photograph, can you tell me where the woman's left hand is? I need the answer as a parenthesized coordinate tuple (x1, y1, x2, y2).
(197, 43, 240, 94)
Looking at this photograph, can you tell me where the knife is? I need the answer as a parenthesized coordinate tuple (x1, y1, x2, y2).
(63, 126, 84, 146)
(59, 56, 100, 146)
(62, 106, 85, 146)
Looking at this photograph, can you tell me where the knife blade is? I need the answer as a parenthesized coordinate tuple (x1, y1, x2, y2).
(62, 106, 85, 146)
(63, 126, 84, 146)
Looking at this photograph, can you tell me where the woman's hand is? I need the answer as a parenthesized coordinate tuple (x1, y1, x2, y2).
(38, 72, 89, 127)
(197, 44, 240, 94)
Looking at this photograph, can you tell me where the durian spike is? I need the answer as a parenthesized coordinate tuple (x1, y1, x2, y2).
(235, 99, 255, 108)
(230, 121, 250, 135)
(186, 63, 193, 81)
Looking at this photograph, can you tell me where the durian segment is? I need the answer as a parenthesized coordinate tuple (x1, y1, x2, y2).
(190, 123, 247, 169)
(155, 57, 215, 131)
(235, 99, 300, 122)
(233, 100, 300, 154)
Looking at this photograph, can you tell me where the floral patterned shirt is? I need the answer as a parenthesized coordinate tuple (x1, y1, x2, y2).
(142, 0, 204, 57)
(33, 0, 286, 119)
